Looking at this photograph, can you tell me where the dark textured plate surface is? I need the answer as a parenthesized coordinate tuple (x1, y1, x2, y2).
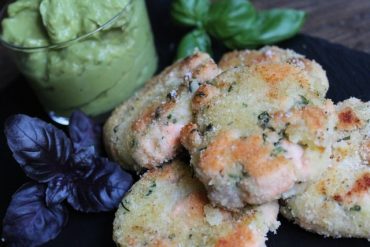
(1, 1, 370, 246)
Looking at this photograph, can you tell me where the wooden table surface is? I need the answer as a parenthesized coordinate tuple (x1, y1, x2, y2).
(254, 0, 370, 53)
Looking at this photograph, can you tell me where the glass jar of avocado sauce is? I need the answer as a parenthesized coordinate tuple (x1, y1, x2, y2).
(0, 0, 157, 124)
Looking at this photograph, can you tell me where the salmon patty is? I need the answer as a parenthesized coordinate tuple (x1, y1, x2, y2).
(280, 98, 370, 239)
(104, 52, 221, 172)
(219, 46, 329, 98)
(113, 160, 280, 247)
(182, 65, 335, 210)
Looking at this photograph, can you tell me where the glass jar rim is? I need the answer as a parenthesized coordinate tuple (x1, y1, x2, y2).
(0, 0, 133, 53)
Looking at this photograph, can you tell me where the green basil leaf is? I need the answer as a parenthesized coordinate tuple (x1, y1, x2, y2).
(171, 0, 211, 28)
(258, 9, 306, 43)
(176, 29, 212, 60)
(223, 9, 306, 49)
(205, 0, 256, 41)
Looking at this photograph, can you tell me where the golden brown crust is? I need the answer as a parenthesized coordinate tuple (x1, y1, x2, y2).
(131, 105, 159, 132)
(219, 46, 329, 98)
(254, 63, 310, 102)
(127, 66, 220, 169)
(184, 62, 334, 209)
(337, 107, 362, 131)
(345, 173, 370, 199)
(199, 132, 289, 178)
(180, 123, 201, 152)
(192, 84, 220, 113)
(103, 52, 219, 171)
(281, 105, 330, 138)
(255, 63, 297, 85)
(332, 98, 370, 165)
(281, 162, 370, 238)
(215, 223, 256, 247)
(333, 172, 370, 203)
(281, 98, 370, 239)
(131, 99, 178, 132)
(113, 160, 280, 247)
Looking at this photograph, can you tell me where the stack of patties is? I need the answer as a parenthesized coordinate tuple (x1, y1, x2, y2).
(104, 47, 370, 246)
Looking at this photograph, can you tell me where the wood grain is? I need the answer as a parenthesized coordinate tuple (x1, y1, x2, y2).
(254, 0, 370, 53)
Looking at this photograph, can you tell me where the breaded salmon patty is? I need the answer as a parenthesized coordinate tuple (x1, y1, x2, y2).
(104, 52, 221, 172)
(281, 162, 370, 239)
(219, 46, 329, 98)
(113, 160, 280, 247)
(280, 98, 370, 239)
(333, 98, 370, 165)
(182, 65, 336, 210)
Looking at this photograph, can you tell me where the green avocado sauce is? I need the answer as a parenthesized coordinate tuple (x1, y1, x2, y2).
(1, 0, 157, 117)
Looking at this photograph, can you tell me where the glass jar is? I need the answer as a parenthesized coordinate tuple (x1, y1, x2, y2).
(0, 0, 157, 124)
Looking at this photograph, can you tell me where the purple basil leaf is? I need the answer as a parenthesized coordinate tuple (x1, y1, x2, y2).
(67, 158, 133, 212)
(69, 110, 102, 154)
(4, 114, 72, 183)
(2, 183, 68, 247)
(72, 146, 96, 178)
(45, 176, 69, 206)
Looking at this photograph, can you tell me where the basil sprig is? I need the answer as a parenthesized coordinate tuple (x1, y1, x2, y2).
(176, 29, 212, 60)
(171, 0, 210, 28)
(171, 0, 306, 59)
(205, 0, 257, 42)
(2, 111, 133, 246)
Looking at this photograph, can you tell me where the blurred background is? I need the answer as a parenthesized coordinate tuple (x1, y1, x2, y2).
(1, 0, 369, 89)
(255, 0, 370, 53)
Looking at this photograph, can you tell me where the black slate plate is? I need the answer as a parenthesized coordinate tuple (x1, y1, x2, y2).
(1, 1, 370, 247)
